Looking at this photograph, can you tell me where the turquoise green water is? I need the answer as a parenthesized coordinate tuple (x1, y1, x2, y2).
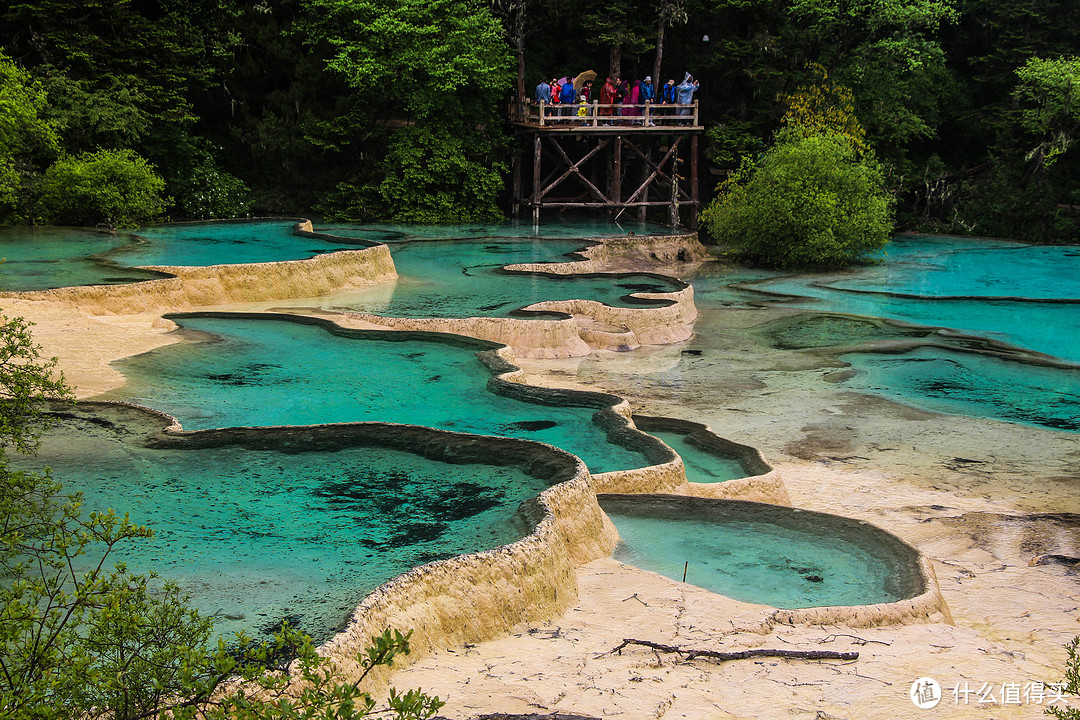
(688, 236, 1080, 432)
(15, 406, 551, 642)
(840, 347, 1080, 431)
(748, 235, 1080, 363)
(320, 236, 680, 317)
(96, 314, 649, 473)
(118, 220, 367, 266)
(316, 218, 676, 244)
(1, 220, 682, 316)
(0, 227, 160, 290)
(649, 431, 747, 482)
(600, 496, 921, 608)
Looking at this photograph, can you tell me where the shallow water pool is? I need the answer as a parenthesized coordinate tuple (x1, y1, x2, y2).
(319, 236, 682, 318)
(647, 431, 747, 483)
(747, 235, 1080, 363)
(96, 314, 651, 474)
(15, 404, 556, 642)
(0, 226, 160, 290)
(600, 495, 923, 608)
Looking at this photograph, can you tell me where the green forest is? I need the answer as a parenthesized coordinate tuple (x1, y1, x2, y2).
(1, 0, 1079, 241)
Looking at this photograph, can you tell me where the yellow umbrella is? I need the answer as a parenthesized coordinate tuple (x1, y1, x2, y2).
(573, 70, 597, 91)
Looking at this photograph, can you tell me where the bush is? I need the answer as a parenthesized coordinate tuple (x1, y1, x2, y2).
(0, 52, 60, 223)
(701, 131, 894, 270)
(37, 149, 170, 229)
(376, 123, 506, 224)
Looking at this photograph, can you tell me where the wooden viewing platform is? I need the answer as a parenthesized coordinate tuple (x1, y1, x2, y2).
(510, 100, 701, 130)
(508, 101, 703, 228)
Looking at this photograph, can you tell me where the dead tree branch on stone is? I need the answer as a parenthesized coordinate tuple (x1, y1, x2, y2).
(609, 639, 859, 663)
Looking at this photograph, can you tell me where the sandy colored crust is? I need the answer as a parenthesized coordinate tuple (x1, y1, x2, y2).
(505, 231, 709, 274)
(335, 279, 698, 358)
(333, 313, 594, 359)
(328, 230, 703, 357)
(0, 243, 398, 316)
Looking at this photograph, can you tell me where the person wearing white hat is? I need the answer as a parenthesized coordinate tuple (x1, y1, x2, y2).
(641, 76, 656, 125)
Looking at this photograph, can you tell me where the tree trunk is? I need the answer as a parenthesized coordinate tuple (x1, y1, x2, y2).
(514, 4, 526, 108)
(610, 45, 622, 81)
(653, 17, 666, 87)
(517, 37, 525, 105)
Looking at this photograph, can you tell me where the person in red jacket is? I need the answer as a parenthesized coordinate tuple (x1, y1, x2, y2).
(598, 77, 616, 122)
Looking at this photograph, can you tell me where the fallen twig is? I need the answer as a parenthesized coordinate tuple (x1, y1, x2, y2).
(610, 639, 858, 662)
(820, 633, 892, 647)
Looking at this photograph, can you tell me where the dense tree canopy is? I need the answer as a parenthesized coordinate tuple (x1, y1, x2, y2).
(0, 0, 1075, 238)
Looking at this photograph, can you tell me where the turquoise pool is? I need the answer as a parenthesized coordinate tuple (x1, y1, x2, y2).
(687, 235, 1080, 433)
(647, 431, 747, 483)
(0, 226, 160, 290)
(600, 494, 924, 608)
(15, 403, 561, 642)
(95, 314, 651, 474)
(746, 235, 1080, 364)
(319, 235, 681, 318)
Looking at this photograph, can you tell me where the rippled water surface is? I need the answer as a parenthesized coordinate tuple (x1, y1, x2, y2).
(317, 236, 681, 317)
(0, 227, 159, 290)
(687, 235, 1080, 432)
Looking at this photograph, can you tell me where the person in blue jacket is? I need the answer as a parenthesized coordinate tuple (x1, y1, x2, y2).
(640, 76, 656, 125)
(560, 78, 577, 120)
(676, 72, 700, 124)
(535, 77, 551, 105)
(659, 78, 678, 123)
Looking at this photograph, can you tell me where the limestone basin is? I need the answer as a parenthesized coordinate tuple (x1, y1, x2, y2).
(597, 494, 946, 625)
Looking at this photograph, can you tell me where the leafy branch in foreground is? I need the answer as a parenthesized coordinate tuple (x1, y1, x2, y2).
(0, 315, 441, 719)
(1048, 636, 1080, 719)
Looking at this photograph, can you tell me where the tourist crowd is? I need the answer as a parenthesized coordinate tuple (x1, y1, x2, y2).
(533, 72, 700, 125)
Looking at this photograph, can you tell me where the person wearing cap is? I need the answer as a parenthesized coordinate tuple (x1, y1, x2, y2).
(659, 78, 678, 124)
(641, 76, 656, 125)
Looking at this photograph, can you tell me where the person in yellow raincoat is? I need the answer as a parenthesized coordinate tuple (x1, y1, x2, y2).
(577, 92, 590, 125)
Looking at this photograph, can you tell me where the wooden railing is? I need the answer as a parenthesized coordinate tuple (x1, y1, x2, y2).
(510, 100, 699, 128)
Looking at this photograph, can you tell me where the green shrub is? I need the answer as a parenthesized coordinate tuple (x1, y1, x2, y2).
(37, 149, 169, 228)
(377, 123, 505, 224)
(701, 131, 893, 269)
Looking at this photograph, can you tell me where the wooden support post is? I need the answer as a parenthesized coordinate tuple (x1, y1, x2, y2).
(512, 139, 522, 220)
(532, 133, 541, 225)
(612, 135, 622, 209)
(638, 137, 650, 222)
(690, 134, 699, 230)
